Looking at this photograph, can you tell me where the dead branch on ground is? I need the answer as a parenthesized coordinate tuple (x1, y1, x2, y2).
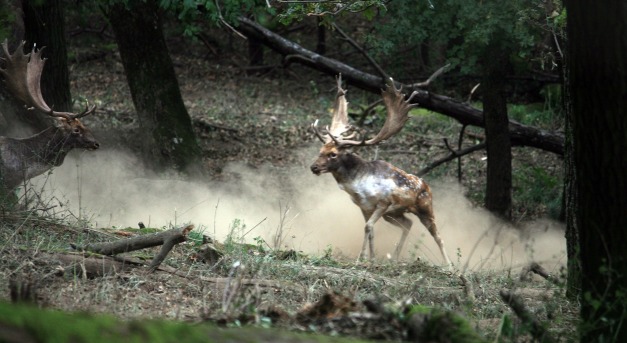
(73, 224, 194, 272)
(520, 262, 561, 286)
(500, 290, 555, 343)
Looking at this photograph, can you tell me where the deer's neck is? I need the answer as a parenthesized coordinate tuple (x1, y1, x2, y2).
(330, 152, 370, 184)
(0, 127, 71, 189)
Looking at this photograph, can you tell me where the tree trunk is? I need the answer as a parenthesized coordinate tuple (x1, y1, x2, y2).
(562, 36, 580, 301)
(482, 38, 512, 219)
(566, 1, 627, 341)
(1, 0, 69, 134)
(106, 0, 202, 173)
(316, 17, 326, 55)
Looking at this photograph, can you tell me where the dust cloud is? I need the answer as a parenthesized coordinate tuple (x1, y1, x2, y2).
(29, 146, 566, 273)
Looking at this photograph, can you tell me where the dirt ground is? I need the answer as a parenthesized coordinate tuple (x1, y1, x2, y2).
(0, 30, 576, 341)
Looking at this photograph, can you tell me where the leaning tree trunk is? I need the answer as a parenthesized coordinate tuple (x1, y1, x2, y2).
(566, 1, 627, 341)
(235, 17, 565, 156)
(481, 38, 512, 220)
(106, 0, 202, 173)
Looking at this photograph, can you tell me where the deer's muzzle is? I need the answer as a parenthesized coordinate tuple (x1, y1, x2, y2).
(310, 163, 322, 175)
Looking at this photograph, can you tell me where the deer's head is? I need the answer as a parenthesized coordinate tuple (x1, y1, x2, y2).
(53, 117, 99, 151)
(0, 40, 99, 151)
(310, 75, 416, 176)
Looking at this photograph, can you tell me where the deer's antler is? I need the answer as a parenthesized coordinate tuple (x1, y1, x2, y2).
(0, 40, 95, 120)
(311, 76, 416, 147)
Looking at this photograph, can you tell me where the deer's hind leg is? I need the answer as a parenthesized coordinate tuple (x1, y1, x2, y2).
(383, 212, 412, 260)
(414, 201, 453, 267)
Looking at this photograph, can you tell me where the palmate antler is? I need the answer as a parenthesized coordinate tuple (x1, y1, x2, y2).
(311, 74, 417, 147)
(0, 40, 95, 120)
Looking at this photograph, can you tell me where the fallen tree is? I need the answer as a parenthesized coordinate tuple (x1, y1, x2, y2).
(236, 17, 564, 156)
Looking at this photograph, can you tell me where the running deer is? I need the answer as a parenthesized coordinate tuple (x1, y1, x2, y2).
(0, 41, 99, 194)
(310, 76, 452, 266)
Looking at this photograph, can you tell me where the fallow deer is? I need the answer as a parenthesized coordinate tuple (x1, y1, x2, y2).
(310, 76, 452, 267)
(0, 40, 99, 196)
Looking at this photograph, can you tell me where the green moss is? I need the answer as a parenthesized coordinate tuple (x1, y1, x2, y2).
(406, 305, 487, 343)
(0, 302, 370, 343)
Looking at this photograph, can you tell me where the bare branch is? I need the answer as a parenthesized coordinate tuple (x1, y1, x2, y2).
(332, 22, 390, 81)
(500, 290, 556, 343)
(417, 141, 486, 176)
(407, 63, 450, 88)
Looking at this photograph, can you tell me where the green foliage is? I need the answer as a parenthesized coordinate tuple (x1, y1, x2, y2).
(508, 103, 558, 128)
(277, 0, 386, 25)
(512, 164, 562, 218)
(0, 0, 16, 42)
(363, 0, 545, 75)
(158, 0, 275, 36)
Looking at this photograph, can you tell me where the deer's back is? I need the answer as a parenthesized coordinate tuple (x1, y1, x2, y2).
(337, 160, 429, 213)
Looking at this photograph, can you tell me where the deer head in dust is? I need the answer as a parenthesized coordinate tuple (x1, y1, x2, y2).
(0, 40, 99, 193)
(310, 75, 452, 266)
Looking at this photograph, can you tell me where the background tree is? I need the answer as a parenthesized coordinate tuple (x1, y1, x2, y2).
(565, 0, 627, 340)
(1, 0, 71, 134)
(105, 0, 202, 173)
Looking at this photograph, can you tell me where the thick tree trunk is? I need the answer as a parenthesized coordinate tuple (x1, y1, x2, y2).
(1, 0, 69, 134)
(566, 1, 627, 341)
(236, 17, 564, 156)
(562, 41, 580, 300)
(482, 39, 512, 219)
(106, 0, 202, 173)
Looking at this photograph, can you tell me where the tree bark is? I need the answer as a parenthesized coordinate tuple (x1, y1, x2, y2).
(106, 0, 202, 173)
(566, 1, 627, 341)
(562, 36, 580, 300)
(482, 38, 512, 219)
(236, 17, 565, 156)
(1, 0, 69, 134)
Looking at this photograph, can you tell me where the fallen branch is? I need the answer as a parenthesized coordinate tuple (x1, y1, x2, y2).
(236, 17, 564, 155)
(520, 262, 561, 286)
(73, 224, 194, 271)
(459, 274, 476, 304)
(499, 290, 555, 343)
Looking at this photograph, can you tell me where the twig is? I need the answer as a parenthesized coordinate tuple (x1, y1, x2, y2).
(500, 290, 555, 343)
(417, 142, 486, 175)
(407, 63, 450, 88)
(215, 0, 247, 39)
(456, 124, 467, 182)
(459, 274, 476, 303)
(466, 83, 481, 103)
(332, 22, 390, 81)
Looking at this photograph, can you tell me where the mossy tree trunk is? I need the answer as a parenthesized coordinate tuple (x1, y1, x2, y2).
(481, 36, 512, 220)
(106, 0, 202, 173)
(566, 1, 627, 341)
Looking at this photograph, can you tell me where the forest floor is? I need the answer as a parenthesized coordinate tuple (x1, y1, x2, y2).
(0, 28, 575, 342)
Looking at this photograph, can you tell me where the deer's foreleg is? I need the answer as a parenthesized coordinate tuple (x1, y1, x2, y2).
(384, 214, 412, 260)
(359, 204, 388, 260)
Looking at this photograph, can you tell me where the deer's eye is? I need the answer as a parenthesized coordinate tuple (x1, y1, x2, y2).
(73, 128, 81, 134)
(329, 152, 337, 158)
